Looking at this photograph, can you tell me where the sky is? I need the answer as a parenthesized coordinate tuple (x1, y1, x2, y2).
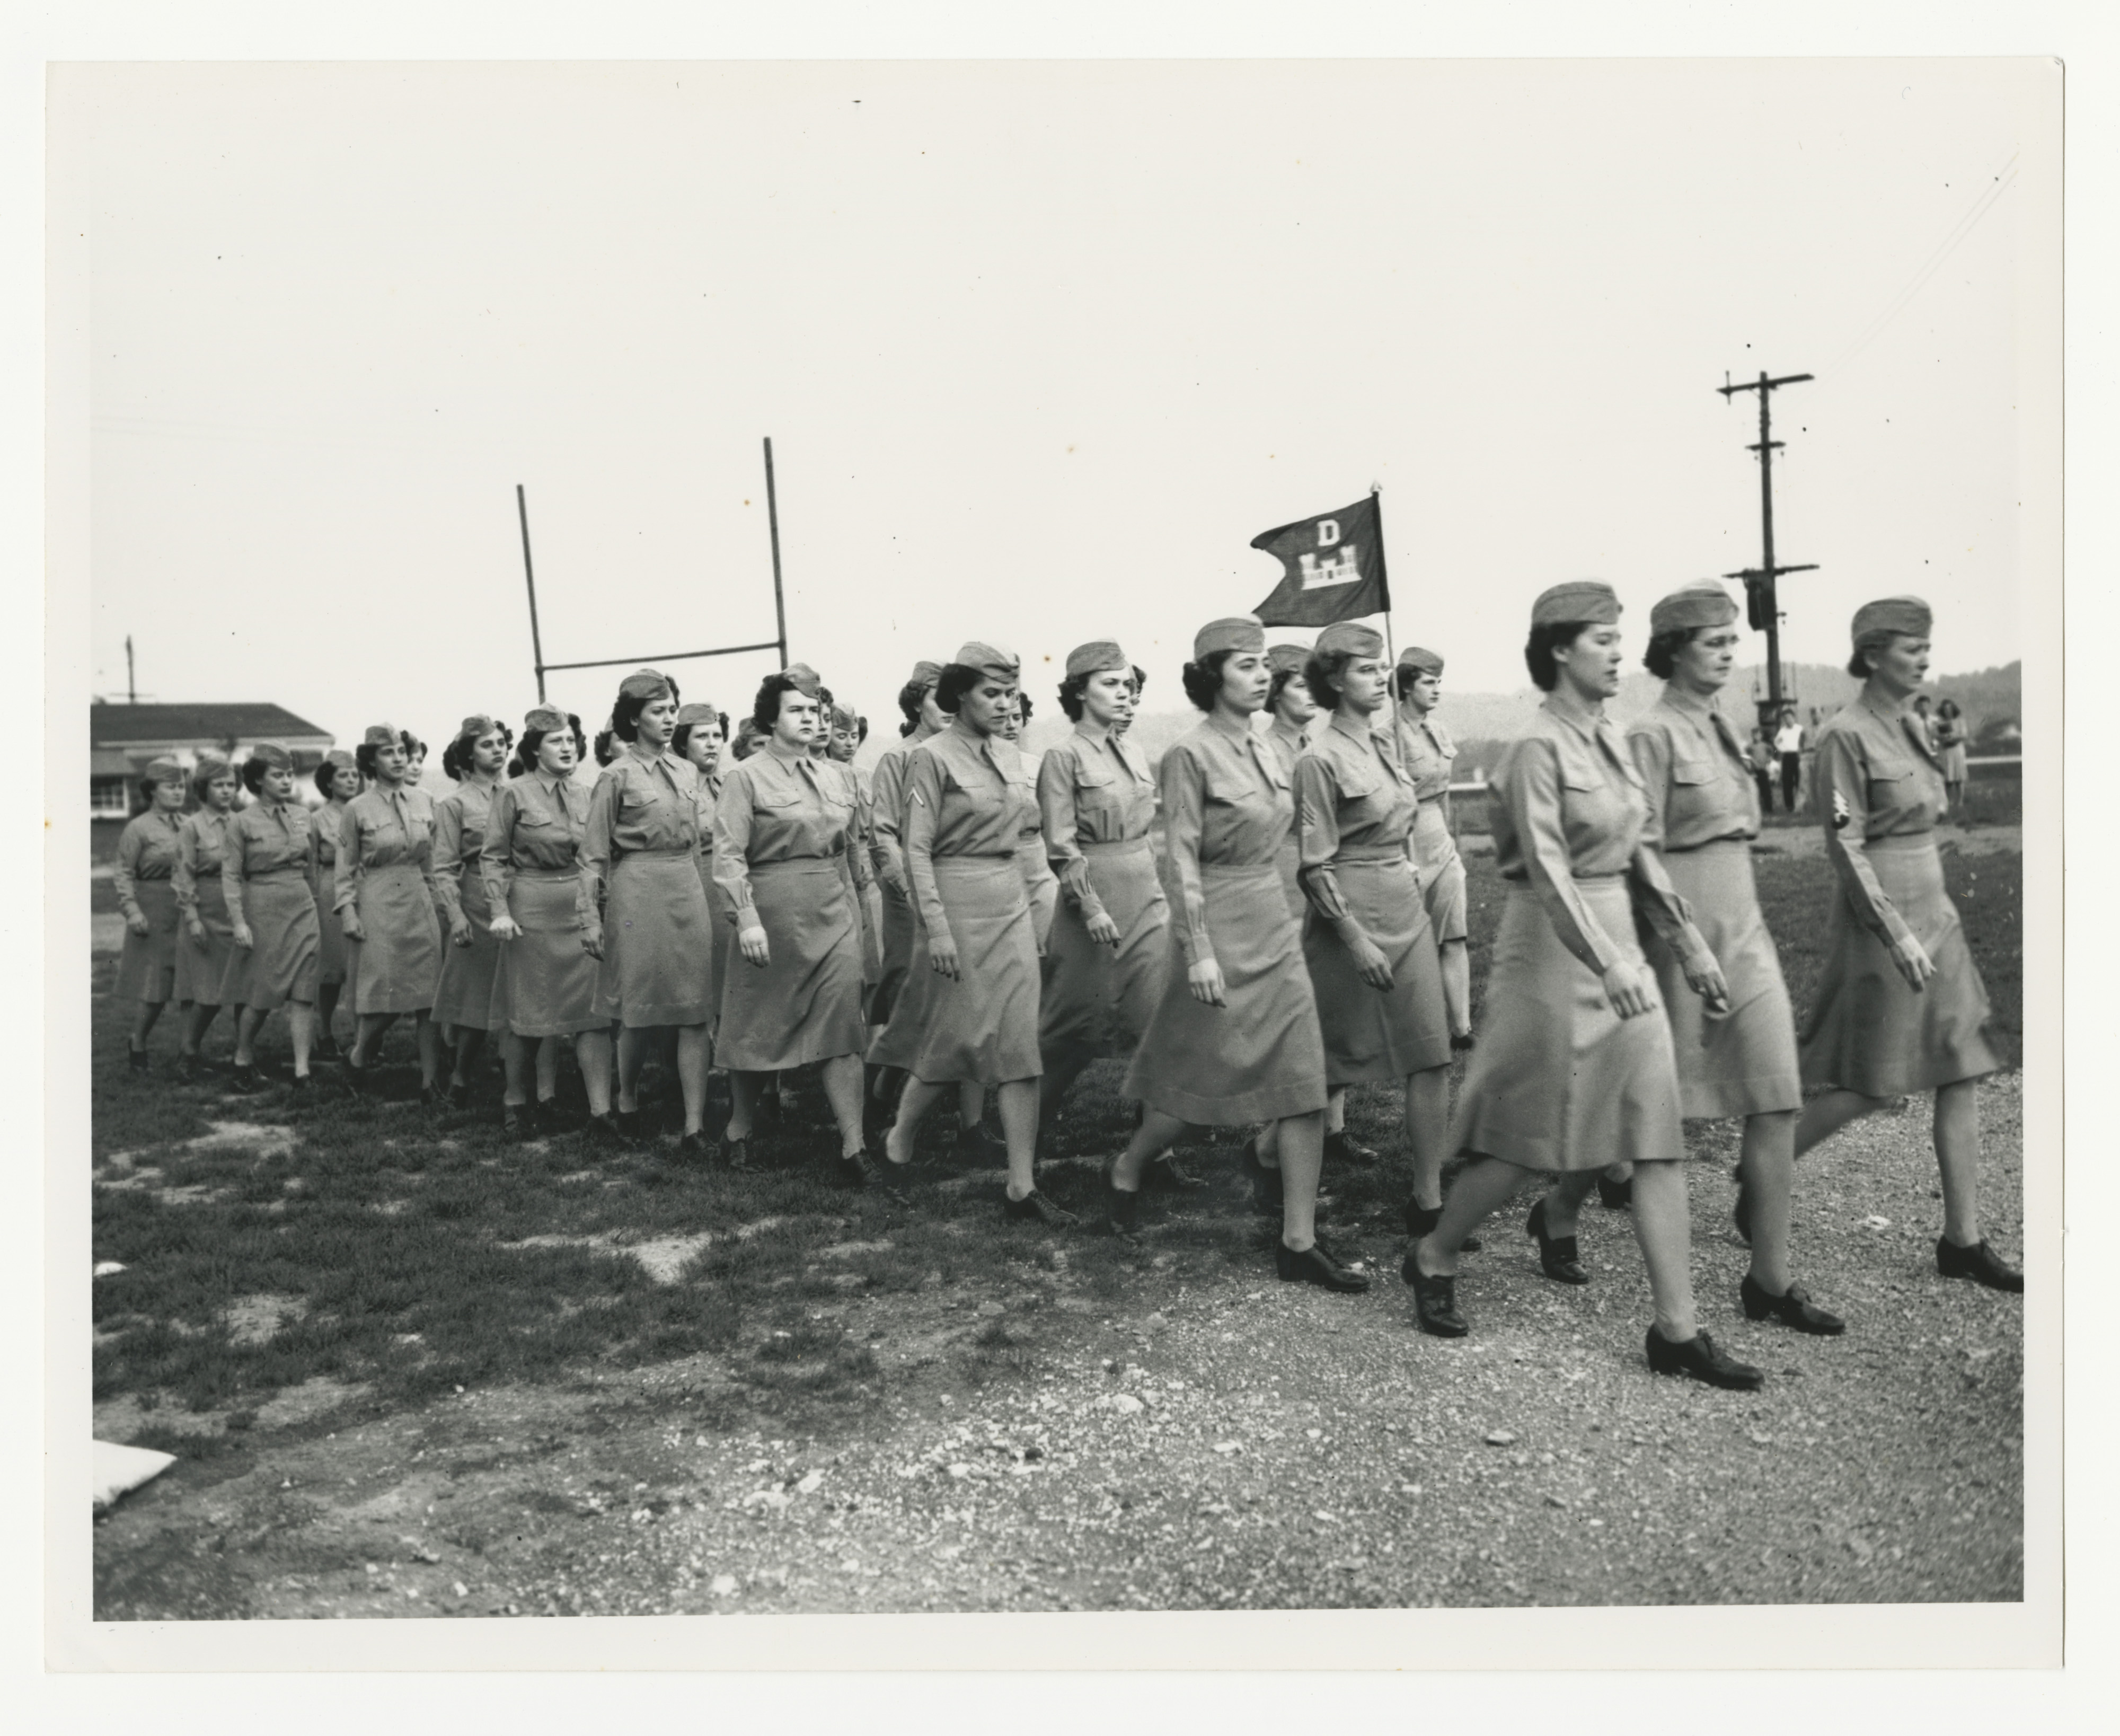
(68, 58, 2053, 748)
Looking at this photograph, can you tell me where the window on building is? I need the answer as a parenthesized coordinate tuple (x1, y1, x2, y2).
(90, 776, 131, 818)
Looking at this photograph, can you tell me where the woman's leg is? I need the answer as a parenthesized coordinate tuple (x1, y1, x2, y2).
(1326, 1087, 1347, 1137)
(350, 1011, 396, 1068)
(820, 1054, 867, 1159)
(536, 1035, 562, 1104)
(1934, 1079, 1984, 1247)
(1276, 1109, 1328, 1252)
(232, 1005, 265, 1067)
(726, 1070, 766, 1141)
(130, 1000, 165, 1053)
(996, 1079, 1040, 1199)
(449, 1026, 485, 1089)
(885, 1077, 951, 1166)
(1794, 1087, 1886, 1159)
(1111, 1109, 1194, 1194)
(573, 1030, 614, 1117)
(1628, 1158, 1698, 1343)
(501, 1032, 532, 1108)
(1402, 1066, 1449, 1211)
(615, 1027, 650, 1112)
(959, 1081, 986, 1130)
(1253, 1119, 1281, 1169)
(1537, 1167, 1604, 1238)
(287, 1001, 314, 1077)
(413, 1010, 440, 1089)
(1439, 938, 1472, 1041)
(1413, 1156, 1527, 1279)
(1739, 1109, 1798, 1293)
(180, 1001, 218, 1059)
(316, 981, 341, 1048)
(675, 1024, 711, 1136)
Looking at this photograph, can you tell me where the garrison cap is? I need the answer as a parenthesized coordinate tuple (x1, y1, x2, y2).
(361, 722, 401, 748)
(1648, 582, 1739, 638)
(1314, 621, 1385, 659)
(142, 756, 185, 785)
(1064, 640, 1129, 679)
(782, 663, 824, 697)
(248, 741, 294, 771)
(1192, 615, 1266, 661)
(1530, 581, 1622, 628)
(616, 668, 673, 702)
(1395, 645, 1444, 676)
(1850, 595, 1932, 648)
(1267, 644, 1309, 677)
(524, 704, 569, 734)
(955, 641, 1021, 682)
(675, 702, 719, 727)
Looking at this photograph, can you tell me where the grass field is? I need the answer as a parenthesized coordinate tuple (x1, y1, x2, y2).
(89, 842, 2026, 1617)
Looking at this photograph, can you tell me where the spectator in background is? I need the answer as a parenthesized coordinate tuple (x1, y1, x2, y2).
(1747, 721, 1779, 814)
(1774, 707, 1805, 814)
(1933, 698, 1969, 812)
(1911, 694, 1938, 752)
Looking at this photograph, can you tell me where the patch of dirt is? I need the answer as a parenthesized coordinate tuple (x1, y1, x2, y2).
(223, 1293, 307, 1347)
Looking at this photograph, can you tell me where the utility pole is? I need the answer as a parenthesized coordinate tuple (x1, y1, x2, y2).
(1717, 369, 1817, 727)
(763, 437, 790, 670)
(517, 485, 547, 702)
(125, 635, 136, 704)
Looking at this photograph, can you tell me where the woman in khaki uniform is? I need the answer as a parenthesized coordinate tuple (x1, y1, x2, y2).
(335, 724, 445, 1099)
(671, 700, 732, 1033)
(171, 755, 240, 1078)
(1392, 645, 1474, 1049)
(483, 705, 614, 1139)
(581, 668, 716, 1160)
(1794, 597, 2018, 1291)
(431, 716, 511, 1105)
(1106, 617, 1362, 1292)
(714, 670, 879, 1184)
(825, 702, 885, 1000)
(219, 742, 322, 1091)
(1035, 641, 1169, 1128)
(1296, 622, 1454, 1236)
(877, 644, 1057, 1223)
(864, 659, 947, 1113)
(1624, 582, 1842, 1333)
(308, 750, 360, 1058)
(113, 757, 187, 1070)
(1404, 583, 1762, 1390)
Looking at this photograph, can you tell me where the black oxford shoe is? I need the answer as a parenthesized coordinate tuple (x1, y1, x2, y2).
(1739, 1273, 1845, 1335)
(1402, 1258, 1469, 1337)
(1936, 1236, 2023, 1293)
(1276, 1239, 1370, 1293)
(1646, 1327, 1764, 1391)
(1526, 1198, 1588, 1285)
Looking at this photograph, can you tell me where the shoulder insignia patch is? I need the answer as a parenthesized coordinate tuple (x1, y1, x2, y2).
(1831, 788, 1850, 831)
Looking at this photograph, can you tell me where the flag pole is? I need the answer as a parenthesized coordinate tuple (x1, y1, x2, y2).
(1372, 482, 1407, 770)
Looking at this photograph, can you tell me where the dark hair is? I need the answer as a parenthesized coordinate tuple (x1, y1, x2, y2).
(612, 678, 678, 744)
(1131, 665, 1148, 698)
(1390, 664, 1439, 702)
(1846, 647, 1876, 679)
(1643, 627, 1695, 681)
(1303, 649, 1356, 713)
(238, 756, 269, 795)
(1524, 621, 1595, 692)
(1937, 697, 1962, 720)
(896, 678, 931, 736)
(855, 715, 870, 744)
(441, 720, 513, 782)
(750, 674, 808, 735)
(1015, 691, 1034, 722)
(190, 762, 234, 803)
(1056, 673, 1089, 722)
(935, 662, 984, 716)
(313, 761, 353, 800)
(1267, 667, 1303, 713)
(399, 730, 427, 762)
(593, 728, 618, 766)
(1181, 650, 1236, 712)
(354, 742, 382, 779)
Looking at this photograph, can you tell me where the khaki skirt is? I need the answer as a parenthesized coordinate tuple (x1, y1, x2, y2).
(1274, 836, 1306, 923)
(311, 862, 350, 987)
(347, 863, 441, 1017)
(114, 879, 180, 1004)
(1412, 801, 1469, 944)
(491, 870, 601, 1038)
(175, 876, 235, 1006)
(1650, 840, 1801, 1118)
(717, 858, 869, 1072)
(698, 844, 735, 1026)
(841, 854, 882, 992)
(218, 872, 321, 1011)
(1303, 851, 1452, 1086)
(884, 856, 1042, 1088)
(1449, 878, 1684, 1173)
(860, 880, 885, 994)
(869, 880, 920, 1029)
(432, 870, 506, 1032)
(1799, 834, 2002, 1097)
(1040, 836, 1171, 1064)
(1123, 861, 1329, 1126)
(595, 849, 714, 1028)
(1018, 840, 1060, 956)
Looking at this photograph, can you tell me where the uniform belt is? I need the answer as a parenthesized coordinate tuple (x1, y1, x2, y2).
(615, 847, 694, 861)
(1330, 844, 1413, 864)
(1077, 836, 1151, 858)
(244, 867, 309, 880)
(1666, 833, 1752, 853)
(511, 868, 581, 883)
(932, 851, 1017, 863)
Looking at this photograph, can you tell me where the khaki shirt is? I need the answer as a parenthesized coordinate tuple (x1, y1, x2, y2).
(1393, 708, 1459, 805)
(713, 748, 860, 937)
(172, 810, 232, 918)
(868, 721, 940, 894)
(901, 724, 1036, 937)
(1295, 711, 1418, 937)
(480, 771, 590, 914)
(221, 798, 314, 926)
(1160, 711, 1295, 970)
(579, 743, 702, 927)
(1627, 686, 1761, 853)
(113, 809, 182, 921)
(334, 786, 438, 914)
(431, 777, 500, 925)
(1037, 724, 1156, 924)
(1810, 695, 1951, 948)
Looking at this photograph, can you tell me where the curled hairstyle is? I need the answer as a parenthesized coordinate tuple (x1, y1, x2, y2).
(750, 674, 808, 735)
(442, 721, 513, 782)
(934, 662, 986, 716)
(190, 761, 235, 804)
(1267, 666, 1304, 713)
(1937, 697, 1962, 720)
(896, 678, 931, 736)
(593, 728, 618, 766)
(611, 677, 679, 744)
(1056, 673, 1091, 722)
(671, 712, 726, 761)
(1015, 691, 1034, 723)
(354, 742, 385, 779)
(1303, 649, 1358, 713)
(1390, 664, 1438, 702)
(399, 730, 427, 763)
(1644, 627, 1695, 681)
(1180, 650, 1236, 712)
(313, 761, 359, 801)
(1524, 621, 1595, 692)
(1847, 644, 1879, 679)
(240, 755, 274, 796)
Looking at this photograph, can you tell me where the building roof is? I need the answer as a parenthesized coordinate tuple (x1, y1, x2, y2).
(90, 748, 136, 777)
(90, 702, 331, 746)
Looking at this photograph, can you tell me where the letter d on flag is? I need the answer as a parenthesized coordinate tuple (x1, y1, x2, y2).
(1249, 494, 1390, 628)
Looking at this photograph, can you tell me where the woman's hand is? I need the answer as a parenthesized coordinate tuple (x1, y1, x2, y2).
(1601, 959, 1658, 1019)
(1350, 936, 1395, 991)
(488, 913, 523, 942)
(1682, 954, 1732, 1017)
(231, 922, 254, 950)
(126, 912, 152, 938)
(186, 915, 208, 942)
(449, 916, 473, 949)
(929, 933, 962, 980)
(1085, 910, 1121, 949)
(740, 925, 771, 969)
(580, 926, 604, 960)
(1187, 957, 1227, 1008)
(1888, 932, 1936, 992)
(339, 911, 363, 943)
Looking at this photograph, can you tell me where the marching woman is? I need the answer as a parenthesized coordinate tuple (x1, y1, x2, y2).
(1002, 691, 1059, 955)
(1105, 616, 1364, 1290)
(877, 644, 1058, 1222)
(218, 743, 322, 1091)
(335, 725, 444, 1098)
(1792, 598, 2018, 1291)
(1296, 623, 1455, 1237)
(580, 668, 717, 1160)
(112, 757, 187, 1069)
(482, 704, 615, 1139)
(1035, 641, 1170, 1127)
(430, 716, 511, 1105)
(1401, 583, 1763, 1389)
(308, 750, 360, 1058)
(1392, 646, 1476, 1050)
(827, 703, 886, 1001)
(864, 659, 947, 1110)
(712, 669, 881, 1183)
(171, 755, 240, 1078)
(674, 700, 732, 1018)
(1627, 583, 1843, 1334)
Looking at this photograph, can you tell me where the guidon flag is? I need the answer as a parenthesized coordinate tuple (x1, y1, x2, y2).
(1249, 492, 1391, 628)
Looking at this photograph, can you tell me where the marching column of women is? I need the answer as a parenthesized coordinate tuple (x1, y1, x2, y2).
(113, 581, 2020, 1382)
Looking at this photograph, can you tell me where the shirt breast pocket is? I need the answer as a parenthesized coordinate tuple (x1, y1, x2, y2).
(1073, 759, 1115, 792)
(1670, 757, 1715, 787)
